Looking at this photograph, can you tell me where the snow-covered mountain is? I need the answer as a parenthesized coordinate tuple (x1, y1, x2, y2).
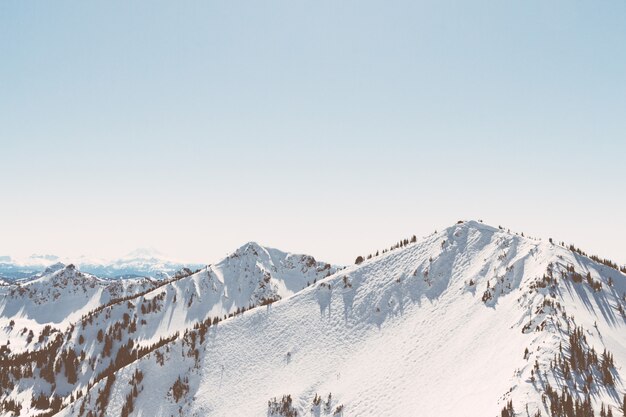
(0, 249, 204, 281)
(0, 264, 157, 355)
(1, 222, 625, 417)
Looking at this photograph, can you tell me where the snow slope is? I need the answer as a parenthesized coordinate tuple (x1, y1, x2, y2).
(2, 222, 625, 417)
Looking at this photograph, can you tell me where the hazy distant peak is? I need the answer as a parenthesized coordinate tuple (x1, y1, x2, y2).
(122, 247, 167, 260)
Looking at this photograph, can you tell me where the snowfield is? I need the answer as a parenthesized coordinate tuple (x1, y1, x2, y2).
(1, 221, 625, 417)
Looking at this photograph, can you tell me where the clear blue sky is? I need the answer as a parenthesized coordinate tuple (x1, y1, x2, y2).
(1, 1, 625, 266)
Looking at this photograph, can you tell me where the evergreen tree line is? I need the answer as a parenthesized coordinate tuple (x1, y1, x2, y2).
(355, 234, 418, 265)
(543, 383, 594, 417)
(268, 395, 298, 417)
(563, 266, 603, 292)
(567, 244, 626, 275)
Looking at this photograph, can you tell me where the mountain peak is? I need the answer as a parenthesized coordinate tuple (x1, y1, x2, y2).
(231, 241, 271, 258)
(122, 247, 167, 260)
(443, 219, 502, 233)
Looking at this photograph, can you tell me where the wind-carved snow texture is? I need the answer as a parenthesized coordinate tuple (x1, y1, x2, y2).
(1, 222, 625, 417)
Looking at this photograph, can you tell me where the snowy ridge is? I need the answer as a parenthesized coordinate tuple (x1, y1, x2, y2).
(1, 222, 625, 417)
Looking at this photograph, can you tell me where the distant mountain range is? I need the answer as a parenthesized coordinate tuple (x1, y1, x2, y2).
(0, 248, 205, 281)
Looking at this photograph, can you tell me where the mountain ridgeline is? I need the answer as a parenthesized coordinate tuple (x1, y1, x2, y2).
(0, 222, 625, 417)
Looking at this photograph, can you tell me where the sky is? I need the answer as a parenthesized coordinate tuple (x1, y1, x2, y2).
(1, 0, 625, 266)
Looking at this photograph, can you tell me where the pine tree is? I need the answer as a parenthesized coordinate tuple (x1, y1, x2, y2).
(65, 348, 78, 384)
(324, 393, 332, 414)
(501, 400, 514, 417)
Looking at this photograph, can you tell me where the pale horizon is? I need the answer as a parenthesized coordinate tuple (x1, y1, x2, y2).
(1, 218, 623, 268)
